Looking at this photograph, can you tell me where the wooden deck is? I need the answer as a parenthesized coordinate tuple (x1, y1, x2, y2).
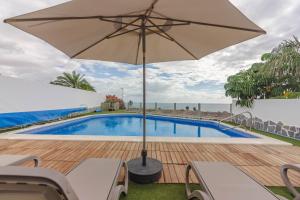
(0, 139, 299, 186)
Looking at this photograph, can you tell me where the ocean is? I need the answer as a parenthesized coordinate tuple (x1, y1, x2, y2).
(129, 103, 232, 113)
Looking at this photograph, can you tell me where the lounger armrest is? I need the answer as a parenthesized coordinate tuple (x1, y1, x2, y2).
(0, 155, 41, 167)
(123, 161, 128, 195)
(109, 160, 128, 200)
(185, 164, 211, 200)
(33, 156, 40, 167)
(19, 155, 40, 167)
(280, 164, 300, 199)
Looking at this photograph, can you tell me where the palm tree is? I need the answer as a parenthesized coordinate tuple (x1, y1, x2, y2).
(50, 71, 96, 92)
(265, 36, 300, 77)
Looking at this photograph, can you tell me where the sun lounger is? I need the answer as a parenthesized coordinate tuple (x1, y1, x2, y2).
(185, 161, 287, 200)
(0, 158, 128, 200)
(0, 154, 40, 167)
(281, 164, 300, 200)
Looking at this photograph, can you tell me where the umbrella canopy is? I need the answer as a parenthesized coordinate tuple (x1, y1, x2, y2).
(4, 0, 265, 182)
(4, 0, 265, 64)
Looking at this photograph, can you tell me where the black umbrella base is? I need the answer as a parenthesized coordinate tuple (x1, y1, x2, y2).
(128, 157, 163, 184)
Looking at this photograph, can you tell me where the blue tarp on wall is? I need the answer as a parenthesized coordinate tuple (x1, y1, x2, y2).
(0, 107, 86, 129)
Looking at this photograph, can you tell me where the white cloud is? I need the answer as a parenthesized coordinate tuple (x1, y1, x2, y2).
(0, 0, 299, 103)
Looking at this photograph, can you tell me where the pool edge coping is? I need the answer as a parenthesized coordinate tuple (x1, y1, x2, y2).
(0, 113, 291, 146)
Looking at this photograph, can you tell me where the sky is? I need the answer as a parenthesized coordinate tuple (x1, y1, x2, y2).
(0, 0, 300, 103)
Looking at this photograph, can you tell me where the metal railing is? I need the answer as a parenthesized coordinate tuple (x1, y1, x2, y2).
(218, 111, 253, 131)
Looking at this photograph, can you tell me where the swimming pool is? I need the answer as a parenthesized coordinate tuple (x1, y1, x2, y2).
(19, 114, 256, 138)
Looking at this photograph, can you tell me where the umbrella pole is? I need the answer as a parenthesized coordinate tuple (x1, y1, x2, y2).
(141, 16, 147, 166)
(127, 15, 162, 184)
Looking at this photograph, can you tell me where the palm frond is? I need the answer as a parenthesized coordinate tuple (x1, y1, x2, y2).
(50, 71, 96, 92)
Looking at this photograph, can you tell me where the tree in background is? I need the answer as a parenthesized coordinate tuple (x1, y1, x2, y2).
(225, 36, 300, 107)
(264, 36, 300, 77)
(50, 71, 96, 92)
(105, 95, 125, 109)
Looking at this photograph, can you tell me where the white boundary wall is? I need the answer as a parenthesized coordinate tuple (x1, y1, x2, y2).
(0, 76, 104, 113)
(232, 99, 300, 127)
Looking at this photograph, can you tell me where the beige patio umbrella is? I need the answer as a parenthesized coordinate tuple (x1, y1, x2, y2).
(4, 0, 265, 183)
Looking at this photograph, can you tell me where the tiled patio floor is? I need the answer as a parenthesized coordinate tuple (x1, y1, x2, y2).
(0, 139, 299, 186)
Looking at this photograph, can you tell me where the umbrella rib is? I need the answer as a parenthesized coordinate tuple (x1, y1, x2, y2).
(107, 27, 140, 39)
(148, 15, 266, 34)
(147, 18, 198, 60)
(146, 28, 173, 41)
(146, 22, 190, 28)
(71, 17, 141, 58)
(145, 0, 159, 16)
(143, 0, 158, 25)
(4, 15, 141, 23)
(99, 18, 141, 28)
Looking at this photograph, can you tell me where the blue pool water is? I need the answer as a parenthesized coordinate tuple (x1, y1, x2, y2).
(20, 114, 256, 138)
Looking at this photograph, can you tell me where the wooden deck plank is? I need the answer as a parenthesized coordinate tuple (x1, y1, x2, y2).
(174, 164, 185, 183)
(168, 164, 179, 183)
(163, 164, 171, 183)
